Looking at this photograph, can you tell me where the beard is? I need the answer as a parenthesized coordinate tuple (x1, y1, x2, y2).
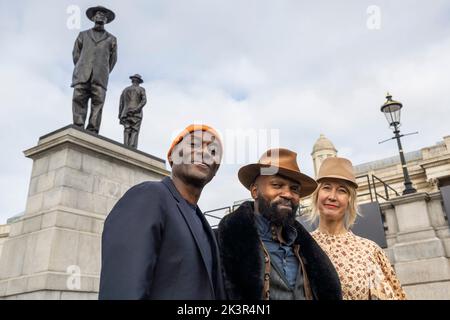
(257, 195, 298, 227)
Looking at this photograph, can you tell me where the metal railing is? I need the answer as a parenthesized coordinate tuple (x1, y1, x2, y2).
(372, 174, 400, 201)
(355, 174, 400, 202)
(203, 206, 231, 228)
(355, 174, 374, 202)
(204, 175, 400, 227)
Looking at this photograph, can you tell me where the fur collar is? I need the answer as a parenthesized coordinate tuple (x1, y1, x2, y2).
(217, 201, 342, 300)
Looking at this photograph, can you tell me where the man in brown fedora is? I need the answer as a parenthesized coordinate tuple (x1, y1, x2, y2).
(119, 74, 147, 148)
(71, 5, 117, 134)
(217, 148, 342, 300)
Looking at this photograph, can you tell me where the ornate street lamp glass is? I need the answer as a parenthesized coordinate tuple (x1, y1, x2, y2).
(381, 96, 402, 127)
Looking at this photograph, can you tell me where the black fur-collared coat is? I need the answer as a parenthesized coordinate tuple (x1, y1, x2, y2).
(216, 201, 342, 300)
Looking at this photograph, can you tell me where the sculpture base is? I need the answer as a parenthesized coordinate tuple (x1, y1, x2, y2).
(0, 125, 169, 299)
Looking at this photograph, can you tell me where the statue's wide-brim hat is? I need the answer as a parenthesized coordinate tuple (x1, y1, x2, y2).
(238, 148, 318, 198)
(86, 6, 115, 23)
(129, 74, 144, 83)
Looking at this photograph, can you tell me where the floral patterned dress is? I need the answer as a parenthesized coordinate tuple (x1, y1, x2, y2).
(311, 230, 406, 300)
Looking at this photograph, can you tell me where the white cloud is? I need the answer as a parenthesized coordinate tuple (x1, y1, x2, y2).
(1, 1, 450, 222)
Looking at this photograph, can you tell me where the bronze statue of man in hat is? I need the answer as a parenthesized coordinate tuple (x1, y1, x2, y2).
(118, 74, 147, 149)
(71, 6, 117, 134)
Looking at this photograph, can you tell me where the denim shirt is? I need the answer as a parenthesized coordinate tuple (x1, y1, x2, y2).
(254, 214, 299, 289)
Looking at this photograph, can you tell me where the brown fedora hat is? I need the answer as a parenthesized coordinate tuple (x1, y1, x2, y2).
(238, 148, 317, 198)
(86, 6, 116, 24)
(317, 157, 358, 189)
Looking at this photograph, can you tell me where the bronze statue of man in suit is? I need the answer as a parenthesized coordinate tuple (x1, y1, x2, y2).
(71, 6, 117, 134)
(119, 74, 147, 149)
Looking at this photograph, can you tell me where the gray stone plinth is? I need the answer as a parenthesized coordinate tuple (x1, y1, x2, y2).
(0, 125, 169, 299)
(390, 193, 432, 232)
(396, 257, 450, 286)
(393, 238, 445, 262)
(379, 190, 450, 299)
(403, 281, 450, 300)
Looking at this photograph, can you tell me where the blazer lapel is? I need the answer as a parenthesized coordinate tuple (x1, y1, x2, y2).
(193, 202, 225, 298)
(161, 177, 215, 295)
(88, 29, 108, 44)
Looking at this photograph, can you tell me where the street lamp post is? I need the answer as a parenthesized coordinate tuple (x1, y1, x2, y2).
(380, 93, 417, 195)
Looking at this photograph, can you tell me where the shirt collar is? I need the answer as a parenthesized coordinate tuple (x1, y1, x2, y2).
(283, 224, 298, 246)
(255, 213, 271, 237)
(254, 213, 298, 245)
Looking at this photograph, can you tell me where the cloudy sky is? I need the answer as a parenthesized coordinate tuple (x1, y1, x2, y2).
(0, 0, 449, 224)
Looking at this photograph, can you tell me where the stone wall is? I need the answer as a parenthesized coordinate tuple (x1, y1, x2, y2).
(0, 224, 10, 264)
(0, 126, 169, 299)
(380, 191, 450, 299)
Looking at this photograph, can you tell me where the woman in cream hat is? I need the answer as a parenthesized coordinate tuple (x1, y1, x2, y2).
(308, 157, 406, 300)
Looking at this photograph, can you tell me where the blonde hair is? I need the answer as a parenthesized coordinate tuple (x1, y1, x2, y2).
(307, 180, 360, 230)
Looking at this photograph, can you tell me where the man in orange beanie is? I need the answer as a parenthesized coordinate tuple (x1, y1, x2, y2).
(99, 124, 225, 300)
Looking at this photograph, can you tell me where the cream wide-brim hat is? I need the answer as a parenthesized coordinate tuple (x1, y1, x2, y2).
(316, 157, 358, 189)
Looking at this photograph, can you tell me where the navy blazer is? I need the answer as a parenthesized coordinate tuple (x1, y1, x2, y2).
(99, 177, 225, 300)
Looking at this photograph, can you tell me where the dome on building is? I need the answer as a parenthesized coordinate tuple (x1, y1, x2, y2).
(312, 134, 337, 154)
